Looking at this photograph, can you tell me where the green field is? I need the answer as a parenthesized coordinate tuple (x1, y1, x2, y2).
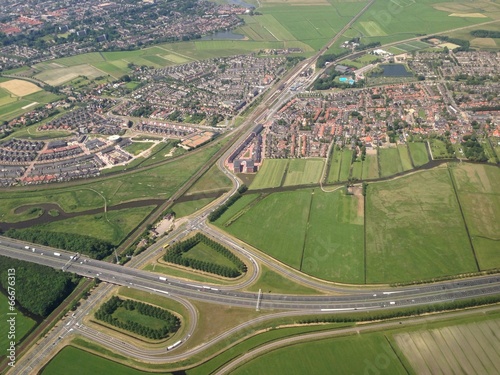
(171, 197, 215, 218)
(249, 159, 288, 189)
(429, 138, 454, 159)
(217, 190, 311, 269)
(343, 0, 495, 47)
(31, 206, 156, 245)
(398, 144, 413, 171)
(34, 64, 105, 86)
(0, 292, 36, 352)
(327, 147, 342, 183)
(378, 147, 404, 177)
(302, 189, 364, 283)
(233, 331, 407, 375)
(491, 137, 500, 160)
(221, 163, 497, 284)
(365, 166, 478, 283)
(283, 159, 324, 186)
(186, 163, 232, 195)
(338, 149, 353, 181)
(351, 160, 363, 179)
(451, 163, 500, 270)
(217, 188, 364, 283)
(408, 142, 430, 167)
(186, 241, 238, 269)
(123, 142, 154, 156)
(246, 264, 320, 295)
(0, 87, 16, 106)
(362, 153, 379, 179)
(261, 2, 369, 51)
(42, 346, 170, 375)
(214, 193, 261, 227)
(113, 306, 167, 330)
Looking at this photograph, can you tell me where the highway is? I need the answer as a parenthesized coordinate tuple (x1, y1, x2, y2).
(2, 238, 500, 312)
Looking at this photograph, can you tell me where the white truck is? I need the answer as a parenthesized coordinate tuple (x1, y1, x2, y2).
(159, 276, 167, 281)
(54, 252, 61, 257)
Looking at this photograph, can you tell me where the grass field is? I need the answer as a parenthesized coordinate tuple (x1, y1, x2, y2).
(338, 149, 353, 181)
(217, 188, 364, 283)
(42, 346, 170, 375)
(217, 190, 312, 269)
(171, 197, 215, 218)
(302, 189, 364, 283)
(365, 166, 478, 283)
(189, 322, 352, 375)
(351, 160, 363, 179)
(261, 2, 369, 51)
(186, 163, 232, 195)
(343, 0, 496, 47)
(395, 319, 500, 374)
(283, 159, 324, 186)
(186, 241, 238, 269)
(214, 193, 261, 227)
(246, 264, 320, 294)
(123, 142, 153, 156)
(408, 142, 430, 167)
(219, 164, 497, 284)
(249, 159, 288, 189)
(0, 99, 36, 122)
(379, 147, 404, 177)
(362, 153, 379, 179)
(451, 163, 500, 270)
(233, 331, 407, 375)
(34, 64, 105, 86)
(327, 147, 342, 183)
(429, 139, 454, 159)
(0, 292, 36, 352)
(113, 306, 167, 330)
(398, 144, 413, 171)
(32, 206, 156, 245)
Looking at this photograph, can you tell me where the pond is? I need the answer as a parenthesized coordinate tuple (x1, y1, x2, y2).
(201, 30, 246, 41)
(225, 0, 255, 8)
(378, 64, 413, 77)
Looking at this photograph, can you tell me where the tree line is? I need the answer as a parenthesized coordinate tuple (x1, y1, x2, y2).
(208, 185, 247, 222)
(0, 256, 80, 317)
(316, 51, 349, 68)
(163, 233, 246, 278)
(4, 228, 114, 259)
(470, 30, 500, 38)
(95, 296, 180, 340)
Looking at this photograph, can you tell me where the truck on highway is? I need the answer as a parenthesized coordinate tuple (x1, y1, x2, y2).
(54, 252, 61, 257)
(159, 276, 167, 281)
